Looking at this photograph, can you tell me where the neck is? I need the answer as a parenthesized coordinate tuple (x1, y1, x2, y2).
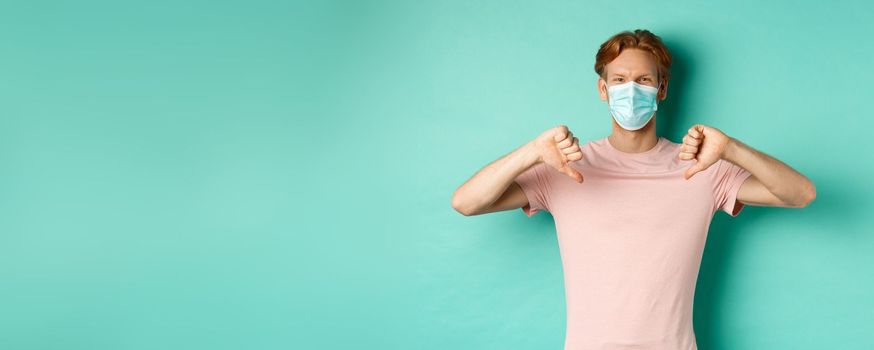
(608, 119, 659, 153)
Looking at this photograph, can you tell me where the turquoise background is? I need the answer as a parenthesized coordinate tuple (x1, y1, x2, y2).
(1, 0, 871, 349)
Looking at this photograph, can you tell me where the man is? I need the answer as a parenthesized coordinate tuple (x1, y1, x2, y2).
(450, 29, 816, 349)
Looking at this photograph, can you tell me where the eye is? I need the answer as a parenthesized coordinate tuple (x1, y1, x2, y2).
(640, 77, 651, 82)
(614, 77, 624, 82)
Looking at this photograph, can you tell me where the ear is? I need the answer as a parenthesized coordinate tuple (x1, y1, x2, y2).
(658, 78, 669, 101)
(598, 77, 608, 101)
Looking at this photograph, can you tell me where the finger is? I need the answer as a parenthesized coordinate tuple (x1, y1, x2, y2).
(683, 135, 701, 146)
(561, 143, 580, 154)
(688, 124, 704, 139)
(563, 136, 579, 149)
(560, 165, 584, 183)
(566, 151, 583, 161)
(678, 152, 696, 160)
(684, 161, 706, 180)
(679, 148, 697, 156)
(557, 135, 574, 148)
(680, 144, 698, 154)
(553, 125, 569, 142)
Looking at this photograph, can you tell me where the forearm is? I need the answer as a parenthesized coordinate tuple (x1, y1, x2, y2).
(723, 137, 816, 206)
(451, 141, 541, 215)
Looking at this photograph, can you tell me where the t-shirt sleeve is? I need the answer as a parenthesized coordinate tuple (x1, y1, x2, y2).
(514, 162, 553, 217)
(712, 159, 754, 217)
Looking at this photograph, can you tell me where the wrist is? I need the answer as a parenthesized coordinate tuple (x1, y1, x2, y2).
(722, 137, 741, 161)
(521, 140, 543, 165)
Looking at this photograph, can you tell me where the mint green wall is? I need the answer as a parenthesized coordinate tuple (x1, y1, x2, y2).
(1, 0, 871, 349)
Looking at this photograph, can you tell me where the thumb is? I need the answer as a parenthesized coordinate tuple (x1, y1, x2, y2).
(560, 164, 584, 183)
(684, 160, 707, 180)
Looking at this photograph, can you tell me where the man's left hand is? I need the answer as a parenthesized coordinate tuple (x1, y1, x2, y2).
(679, 124, 731, 180)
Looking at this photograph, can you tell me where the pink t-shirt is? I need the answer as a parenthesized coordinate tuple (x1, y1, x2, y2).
(514, 135, 752, 350)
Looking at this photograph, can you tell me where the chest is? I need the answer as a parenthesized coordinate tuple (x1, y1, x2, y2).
(548, 168, 716, 234)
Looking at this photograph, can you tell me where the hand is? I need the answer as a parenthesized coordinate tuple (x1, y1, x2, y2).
(679, 124, 731, 180)
(534, 125, 584, 183)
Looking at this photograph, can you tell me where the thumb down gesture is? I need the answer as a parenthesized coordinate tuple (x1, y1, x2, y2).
(534, 125, 584, 183)
(679, 124, 731, 180)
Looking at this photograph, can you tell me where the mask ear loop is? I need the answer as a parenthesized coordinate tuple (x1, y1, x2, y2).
(652, 79, 662, 113)
(655, 73, 665, 100)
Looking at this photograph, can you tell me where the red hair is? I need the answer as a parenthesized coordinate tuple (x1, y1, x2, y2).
(594, 29, 672, 83)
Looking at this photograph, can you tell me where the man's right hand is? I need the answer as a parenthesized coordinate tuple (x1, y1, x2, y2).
(533, 125, 584, 183)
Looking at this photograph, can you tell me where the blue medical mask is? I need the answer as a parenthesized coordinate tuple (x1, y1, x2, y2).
(606, 81, 660, 131)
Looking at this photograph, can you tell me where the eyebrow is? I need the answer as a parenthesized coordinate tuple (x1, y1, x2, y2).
(610, 73, 654, 78)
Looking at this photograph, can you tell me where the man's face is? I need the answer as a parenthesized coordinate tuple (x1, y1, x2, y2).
(598, 48, 668, 102)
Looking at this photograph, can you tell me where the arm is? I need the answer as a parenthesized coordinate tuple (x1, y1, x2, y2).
(450, 141, 540, 216)
(451, 125, 583, 216)
(680, 124, 816, 208)
(724, 137, 816, 208)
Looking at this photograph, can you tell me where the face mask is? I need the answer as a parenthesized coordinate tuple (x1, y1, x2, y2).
(606, 81, 659, 131)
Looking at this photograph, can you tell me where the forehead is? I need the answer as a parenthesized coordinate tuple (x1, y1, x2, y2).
(605, 48, 658, 77)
